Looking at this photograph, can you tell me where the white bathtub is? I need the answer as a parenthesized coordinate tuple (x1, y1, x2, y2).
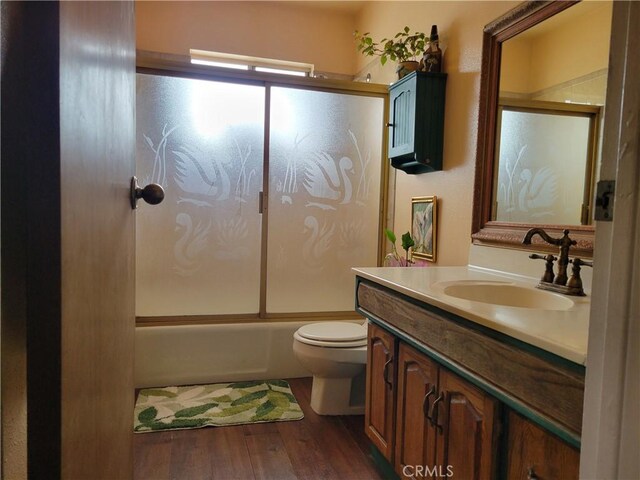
(134, 321, 313, 388)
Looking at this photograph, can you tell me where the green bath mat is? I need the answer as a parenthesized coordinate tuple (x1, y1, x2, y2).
(134, 379, 304, 433)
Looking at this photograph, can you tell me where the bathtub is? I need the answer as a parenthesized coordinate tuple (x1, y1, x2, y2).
(135, 321, 313, 388)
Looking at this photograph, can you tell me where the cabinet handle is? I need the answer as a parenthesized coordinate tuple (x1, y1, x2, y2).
(527, 467, 538, 480)
(422, 385, 436, 420)
(386, 122, 394, 128)
(429, 391, 445, 433)
(383, 358, 393, 389)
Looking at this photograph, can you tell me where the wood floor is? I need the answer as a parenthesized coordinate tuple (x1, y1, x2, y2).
(134, 377, 384, 480)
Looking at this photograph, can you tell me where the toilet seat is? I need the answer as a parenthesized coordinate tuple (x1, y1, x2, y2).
(295, 322, 367, 348)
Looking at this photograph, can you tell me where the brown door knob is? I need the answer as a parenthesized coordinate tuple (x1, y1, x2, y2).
(130, 176, 165, 209)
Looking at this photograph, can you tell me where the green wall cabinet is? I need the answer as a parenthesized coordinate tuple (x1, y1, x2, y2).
(388, 72, 447, 174)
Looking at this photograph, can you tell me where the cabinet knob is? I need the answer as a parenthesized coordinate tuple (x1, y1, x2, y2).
(527, 467, 538, 480)
(386, 122, 394, 128)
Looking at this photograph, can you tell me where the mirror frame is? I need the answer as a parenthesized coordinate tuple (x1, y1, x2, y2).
(472, 0, 594, 257)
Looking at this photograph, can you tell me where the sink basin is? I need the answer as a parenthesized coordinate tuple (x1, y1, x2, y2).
(442, 281, 574, 310)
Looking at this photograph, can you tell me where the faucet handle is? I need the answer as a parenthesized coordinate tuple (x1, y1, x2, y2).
(529, 254, 553, 261)
(566, 257, 592, 294)
(571, 258, 593, 268)
(529, 253, 556, 283)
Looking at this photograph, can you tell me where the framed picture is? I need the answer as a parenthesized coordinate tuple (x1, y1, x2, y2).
(411, 196, 437, 262)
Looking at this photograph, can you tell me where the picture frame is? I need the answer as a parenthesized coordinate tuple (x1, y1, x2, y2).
(411, 196, 437, 262)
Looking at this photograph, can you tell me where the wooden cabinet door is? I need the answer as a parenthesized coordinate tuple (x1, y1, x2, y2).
(506, 410, 579, 480)
(435, 369, 500, 480)
(365, 323, 398, 461)
(388, 76, 416, 159)
(395, 344, 439, 479)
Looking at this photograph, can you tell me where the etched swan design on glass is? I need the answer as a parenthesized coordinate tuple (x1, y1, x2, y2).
(302, 215, 335, 270)
(517, 166, 559, 217)
(173, 145, 230, 205)
(214, 217, 250, 261)
(303, 152, 354, 210)
(174, 212, 211, 276)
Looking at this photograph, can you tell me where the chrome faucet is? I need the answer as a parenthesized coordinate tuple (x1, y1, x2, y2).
(522, 228, 590, 296)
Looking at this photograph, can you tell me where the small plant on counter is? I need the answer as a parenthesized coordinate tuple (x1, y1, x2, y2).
(384, 229, 415, 267)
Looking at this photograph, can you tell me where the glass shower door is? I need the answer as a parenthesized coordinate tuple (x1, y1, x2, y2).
(267, 87, 385, 313)
(136, 74, 265, 316)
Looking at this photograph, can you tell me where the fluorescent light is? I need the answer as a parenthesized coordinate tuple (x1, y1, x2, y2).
(190, 49, 314, 77)
(255, 67, 307, 77)
(191, 59, 249, 70)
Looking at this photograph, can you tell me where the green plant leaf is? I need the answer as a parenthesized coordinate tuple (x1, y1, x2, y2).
(385, 229, 396, 244)
(401, 232, 415, 251)
(266, 379, 289, 388)
(231, 389, 268, 406)
(267, 391, 292, 409)
(174, 402, 218, 418)
(141, 389, 177, 398)
(254, 400, 276, 419)
(228, 380, 260, 389)
(165, 418, 208, 429)
(209, 402, 256, 417)
(381, 56, 388, 66)
(404, 26, 410, 33)
(137, 406, 158, 424)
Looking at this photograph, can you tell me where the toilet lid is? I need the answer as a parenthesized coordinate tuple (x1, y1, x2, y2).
(297, 322, 367, 343)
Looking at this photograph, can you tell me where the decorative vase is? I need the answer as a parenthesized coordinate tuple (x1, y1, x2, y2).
(384, 252, 414, 267)
(396, 60, 420, 79)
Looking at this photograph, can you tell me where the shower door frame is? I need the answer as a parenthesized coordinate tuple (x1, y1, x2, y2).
(135, 51, 390, 327)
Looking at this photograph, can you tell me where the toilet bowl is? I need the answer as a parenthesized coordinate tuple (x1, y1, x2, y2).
(292, 321, 367, 415)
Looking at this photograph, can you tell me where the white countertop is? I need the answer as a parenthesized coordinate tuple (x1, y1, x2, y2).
(353, 266, 589, 365)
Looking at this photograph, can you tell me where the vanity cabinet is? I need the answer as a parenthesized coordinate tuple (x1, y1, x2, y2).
(357, 278, 584, 480)
(394, 343, 439, 476)
(506, 410, 580, 480)
(388, 71, 447, 174)
(375, 339, 499, 479)
(365, 323, 397, 460)
(434, 367, 499, 479)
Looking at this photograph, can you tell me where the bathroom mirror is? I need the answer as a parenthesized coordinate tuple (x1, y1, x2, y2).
(472, 0, 612, 256)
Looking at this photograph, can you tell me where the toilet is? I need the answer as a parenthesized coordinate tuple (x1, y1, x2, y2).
(293, 321, 368, 415)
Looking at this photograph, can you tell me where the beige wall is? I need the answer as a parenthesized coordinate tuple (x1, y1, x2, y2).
(501, 1, 612, 95)
(500, 37, 533, 94)
(356, 1, 519, 265)
(529, 1, 611, 93)
(136, 1, 359, 75)
(138, 1, 582, 267)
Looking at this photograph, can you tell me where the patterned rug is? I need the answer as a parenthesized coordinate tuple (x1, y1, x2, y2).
(134, 379, 304, 433)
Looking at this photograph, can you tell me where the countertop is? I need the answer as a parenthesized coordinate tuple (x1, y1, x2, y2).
(353, 266, 589, 365)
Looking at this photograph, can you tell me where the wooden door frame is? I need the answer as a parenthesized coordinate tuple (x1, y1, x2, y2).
(1, 3, 62, 477)
(580, 1, 640, 478)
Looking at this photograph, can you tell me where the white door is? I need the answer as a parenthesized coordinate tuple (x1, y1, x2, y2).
(580, 2, 640, 479)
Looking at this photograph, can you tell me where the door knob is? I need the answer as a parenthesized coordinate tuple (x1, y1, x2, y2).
(130, 176, 165, 209)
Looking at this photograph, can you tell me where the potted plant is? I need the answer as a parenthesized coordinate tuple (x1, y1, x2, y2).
(354, 26, 427, 78)
(383, 229, 415, 266)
